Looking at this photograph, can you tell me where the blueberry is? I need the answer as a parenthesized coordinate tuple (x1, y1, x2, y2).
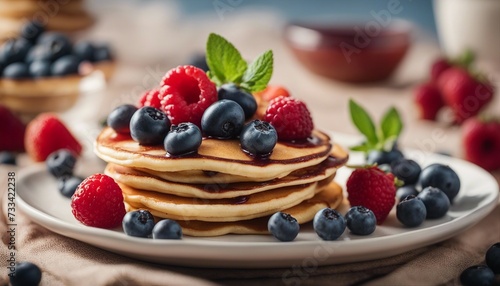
(460, 265, 495, 286)
(29, 60, 51, 78)
(239, 120, 277, 157)
(152, 219, 182, 239)
(486, 242, 500, 274)
(122, 210, 155, 238)
(391, 159, 421, 186)
(366, 149, 404, 165)
(73, 41, 95, 62)
(396, 185, 419, 201)
(130, 106, 170, 145)
(46, 149, 77, 178)
(51, 55, 80, 76)
(107, 104, 138, 134)
(92, 44, 113, 62)
(418, 164, 460, 203)
(201, 99, 245, 139)
(164, 123, 202, 156)
(9, 261, 42, 286)
(25, 45, 52, 64)
(417, 187, 450, 219)
(0, 38, 32, 65)
(313, 208, 346, 240)
(345, 206, 376, 235)
(0, 151, 16, 165)
(396, 195, 426, 227)
(3, 62, 30, 79)
(37, 32, 72, 61)
(217, 84, 257, 119)
(57, 176, 83, 198)
(268, 212, 300, 242)
(21, 21, 45, 43)
(187, 53, 209, 72)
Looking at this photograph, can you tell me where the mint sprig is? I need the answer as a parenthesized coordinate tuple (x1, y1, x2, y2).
(349, 99, 403, 153)
(206, 33, 273, 92)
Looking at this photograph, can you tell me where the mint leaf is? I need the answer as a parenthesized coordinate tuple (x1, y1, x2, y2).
(350, 142, 373, 153)
(380, 107, 403, 142)
(206, 33, 247, 84)
(240, 50, 273, 92)
(349, 99, 378, 145)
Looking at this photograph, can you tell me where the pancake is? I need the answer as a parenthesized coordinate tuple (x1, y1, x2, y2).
(95, 127, 347, 180)
(120, 174, 333, 222)
(125, 182, 344, 236)
(133, 143, 347, 184)
(106, 154, 342, 199)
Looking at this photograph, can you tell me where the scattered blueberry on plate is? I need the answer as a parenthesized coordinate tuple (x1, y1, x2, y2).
(345, 206, 376, 236)
(122, 210, 156, 238)
(152, 219, 183, 239)
(268, 212, 300, 242)
(313, 208, 346, 241)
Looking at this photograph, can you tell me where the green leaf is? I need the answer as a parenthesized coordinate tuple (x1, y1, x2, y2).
(241, 50, 273, 92)
(349, 142, 372, 153)
(206, 33, 247, 85)
(380, 107, 403, 141)
(349, 99, 378, 145)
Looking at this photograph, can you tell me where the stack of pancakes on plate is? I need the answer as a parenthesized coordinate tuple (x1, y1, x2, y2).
(0, 0, 93, 43)
(95, 127, 349, 236)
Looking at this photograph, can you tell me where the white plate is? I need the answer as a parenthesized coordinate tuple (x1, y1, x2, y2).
(15, 135, 499, 268)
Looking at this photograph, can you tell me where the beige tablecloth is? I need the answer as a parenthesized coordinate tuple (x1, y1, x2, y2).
(1, 2, 500, 285)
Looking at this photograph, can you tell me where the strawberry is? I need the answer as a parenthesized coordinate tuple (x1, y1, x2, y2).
(414, 82, 445, 121)
(25, 113, 82, 162)
(346, 167, 396, 224)
(0, 105, 26, 152)
(462, 117, 500, 171)
(257, 85, 291, 102)
(439, 67, 495, 124)
(430, 58, 451, 83)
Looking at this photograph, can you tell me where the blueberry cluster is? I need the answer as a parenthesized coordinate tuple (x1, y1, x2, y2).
(268, 206, 377, 242)
(0, 21, 112, 79)
(122, 209, 182, 239)
(460, 243, 500, 286)
(365, 147, 460, 228)
(46, 149, 83, 198)
(394, 162, 460, 227)
(107, 84, 278, 158)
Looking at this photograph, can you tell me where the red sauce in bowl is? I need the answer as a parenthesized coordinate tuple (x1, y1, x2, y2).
(284, 20, 412, 83)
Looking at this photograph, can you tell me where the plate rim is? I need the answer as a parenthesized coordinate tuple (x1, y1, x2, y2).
(14, 141, 500, 268)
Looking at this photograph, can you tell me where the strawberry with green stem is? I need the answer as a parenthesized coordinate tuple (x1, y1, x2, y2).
(349, 99, 404, 165)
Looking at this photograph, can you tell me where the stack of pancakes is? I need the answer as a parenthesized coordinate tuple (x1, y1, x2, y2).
(0, 0, 93, 43)
(95, 127, 349, 237)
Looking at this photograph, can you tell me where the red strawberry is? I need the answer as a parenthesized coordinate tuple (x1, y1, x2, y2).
(258, 85, 291, 102)
(0, 105, 26, 152)
(71, 174, 126, 229)
(430, 58, 451, 83)
(346, 167, 396, 224)
(462, 117, 500, 171)
(25, 113, 82, 162)
(414, 82, 445, 121)
(439, 67, 495, 124)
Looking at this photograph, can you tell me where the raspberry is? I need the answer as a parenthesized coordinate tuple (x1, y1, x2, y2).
(346, 167, 396, 224)
(159, 65, 217, 127)
(25, 113, 82, 162)
(71, 174, 126, 229)
(137, 88, 162, 109)
(264, 96, 314, 140)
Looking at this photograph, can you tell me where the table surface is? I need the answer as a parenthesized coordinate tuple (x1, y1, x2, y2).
(2, 2, 500, 285)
